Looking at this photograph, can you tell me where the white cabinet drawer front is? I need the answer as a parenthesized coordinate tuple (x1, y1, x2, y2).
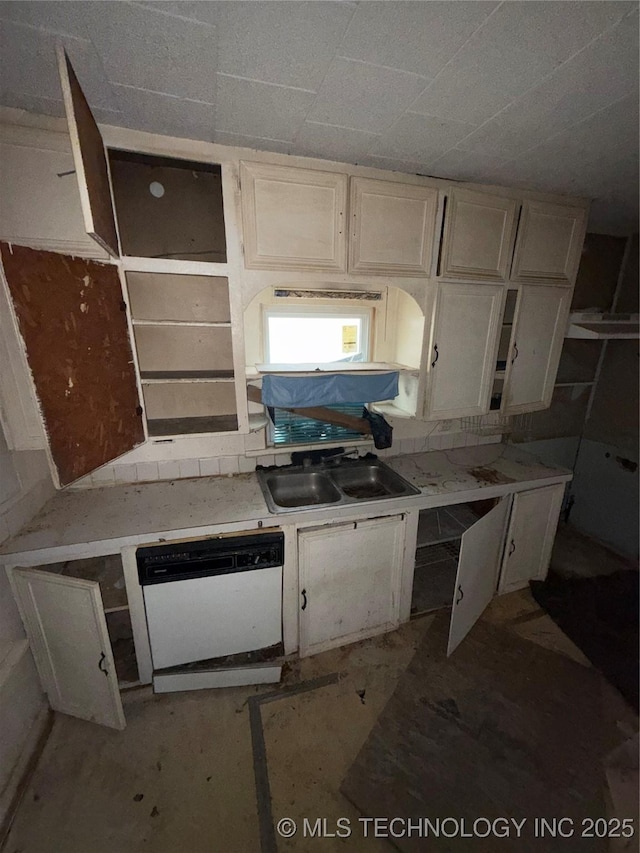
(349, 177, 438, 275)
(511, 201, 587, 285)
(504, 285, 570, 413)
(440, 189, 518, 282)
(240, 162, 347, 271)
(424, 283, 504, 420)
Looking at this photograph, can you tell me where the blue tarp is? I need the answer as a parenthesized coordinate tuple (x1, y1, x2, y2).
(261, 372, 399, 408)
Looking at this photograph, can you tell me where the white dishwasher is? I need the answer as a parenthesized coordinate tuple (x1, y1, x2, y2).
(137, 532, 284, 681)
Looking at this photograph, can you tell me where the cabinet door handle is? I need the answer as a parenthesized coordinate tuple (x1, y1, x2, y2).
(301, 588, 307, 611)
(98, 651, 109, 677)
(431, 345, 439, 368)
(511, 342, 519, 364)
(509, 539, 516, 557)
(456, 585, 464, 605)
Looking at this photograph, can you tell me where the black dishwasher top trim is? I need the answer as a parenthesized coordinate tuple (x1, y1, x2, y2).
(137, 532, 284, 586)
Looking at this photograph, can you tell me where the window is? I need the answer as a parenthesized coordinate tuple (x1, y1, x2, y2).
(264, 306, 371, 365)
(271, 403, 365, 446)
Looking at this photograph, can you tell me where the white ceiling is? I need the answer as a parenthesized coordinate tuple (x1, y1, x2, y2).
(1, 0, 638, 234)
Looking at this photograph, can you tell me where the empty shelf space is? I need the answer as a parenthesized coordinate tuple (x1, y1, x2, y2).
(147, 415, 239, 436)
(106, 610, 139, 688)
(416, 504, 480, 548)
(140, 370, 235, 382)
(412, 547, 458, 617)
(38, 555, 128, 612)
(133, 325, 234, 375)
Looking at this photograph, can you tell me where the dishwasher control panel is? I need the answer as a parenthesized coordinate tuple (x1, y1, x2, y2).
(137, 531, 284, 585)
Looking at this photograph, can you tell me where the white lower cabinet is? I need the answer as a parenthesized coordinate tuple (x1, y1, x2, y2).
(498, 484, 564, 593)
(297, 515, 405, 658)
(9, 567, 126, 730)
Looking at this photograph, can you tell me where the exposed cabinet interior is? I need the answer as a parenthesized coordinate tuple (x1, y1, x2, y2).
(125, 271, 238, 436)
(108, 151, 227, 262)
(490, 289, 517, 410)
(412, 500, 496, 617)
(23, 554, 139, 692)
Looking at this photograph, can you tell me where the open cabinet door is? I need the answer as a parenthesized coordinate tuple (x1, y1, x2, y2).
(0, 243, 145, 486)
(11, 568, 125, 730)
(447, 498, 510, 656)
(57, 47, 119, 258)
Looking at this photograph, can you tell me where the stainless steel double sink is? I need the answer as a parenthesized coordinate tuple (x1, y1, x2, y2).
(257, 458, 420, 513)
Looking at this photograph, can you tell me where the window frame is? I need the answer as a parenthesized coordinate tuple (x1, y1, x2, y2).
(262, 303, 373, 366)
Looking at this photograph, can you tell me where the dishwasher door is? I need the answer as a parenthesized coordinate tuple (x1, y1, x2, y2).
(143, 565, 283, 670)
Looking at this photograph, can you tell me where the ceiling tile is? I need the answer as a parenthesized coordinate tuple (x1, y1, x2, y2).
(215, 75, 315, 141)
(411, 0, 638, 125)
(113, 85, 215, 141)
(371, 112, 477, 163)
(0, 19, 118, 111)
(307, 58, 429, 134)
(129, 2, 222, 26)
(213, 130, 291, 156)
(84, 3, 218, 102)
(215, 1, 354, 90)
(357, 154, 431, 176)
(340, 1, 498, 78)
(293, 121, 379, 164)
(0, 1, 92, 37)
(461, 10, 640, 158)
(428, 148, 513, 184)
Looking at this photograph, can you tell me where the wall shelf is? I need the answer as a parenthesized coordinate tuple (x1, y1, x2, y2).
(140, 370, 235, 383)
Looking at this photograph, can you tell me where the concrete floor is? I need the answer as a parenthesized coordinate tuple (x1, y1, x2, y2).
(3, 528, 638, 853)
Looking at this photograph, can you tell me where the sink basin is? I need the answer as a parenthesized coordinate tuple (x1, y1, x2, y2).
(258, 458, 420, 513)
(262, 470, 342, 508)
(331, 463, 414, 500)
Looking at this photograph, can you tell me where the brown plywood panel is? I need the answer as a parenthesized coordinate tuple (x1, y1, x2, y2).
(1, 243, 144, 485)
(57, 47, 119, 258)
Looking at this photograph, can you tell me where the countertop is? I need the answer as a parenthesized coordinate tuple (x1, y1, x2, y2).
(1, 445, 571, 565)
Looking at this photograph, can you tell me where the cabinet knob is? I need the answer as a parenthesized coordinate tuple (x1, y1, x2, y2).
(301, 588, 308, 611)
(509, 539, 516, 556)
(511, 343, 519, 365)
(456, 585, 464, 605)
(431, 344, 439, 368)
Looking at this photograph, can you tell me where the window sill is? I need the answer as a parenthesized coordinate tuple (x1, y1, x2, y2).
(246, 362, 418, 379)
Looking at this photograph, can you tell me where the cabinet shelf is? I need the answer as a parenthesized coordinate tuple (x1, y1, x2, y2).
(147, 415, 239, 437)
(132, 319, 231, 328)
(140, 370, 235, 383)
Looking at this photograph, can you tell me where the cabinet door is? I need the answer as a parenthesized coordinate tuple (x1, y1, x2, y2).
(349, 177, 438, 275)
(240, 161, 347, 271)
(439, 188, 518, 282)
(298, 515, 404, 657)
(57, 47, 119, 258)
(10, 568, 125, 730)
(511, 201, 587, 285)
(448, 498, 510, 656)
(424, 282, 504, 420)
(503, 285, 571, 414)
(1, 243, 145, 486)
(498, 485, 564, 594)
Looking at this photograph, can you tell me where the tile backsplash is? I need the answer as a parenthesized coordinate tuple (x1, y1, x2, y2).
(70, 427, 501, 489)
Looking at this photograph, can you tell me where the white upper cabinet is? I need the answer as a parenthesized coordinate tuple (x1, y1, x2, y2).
(503, 285, 571, 414)
(348, 177, 438, 276)
(511, 201, 587, 285)
(439, 188, 518, 282)
(424, 282, 504, 420)
(240, 161, 347, 271)
(57, 47, 120, 259)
